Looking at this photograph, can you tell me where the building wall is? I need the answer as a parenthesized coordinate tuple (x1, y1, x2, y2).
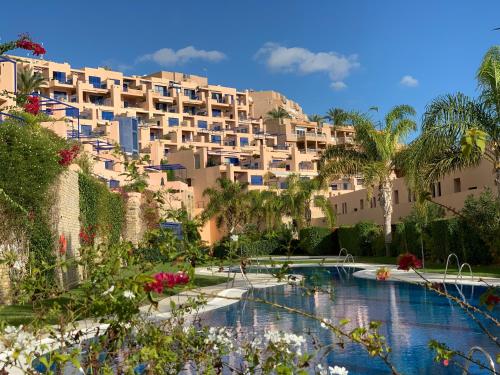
(329, 159, 496, 226)
(249, 91, 307, 120)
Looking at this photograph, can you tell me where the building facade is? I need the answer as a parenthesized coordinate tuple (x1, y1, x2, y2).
(0, 56, 357, 243)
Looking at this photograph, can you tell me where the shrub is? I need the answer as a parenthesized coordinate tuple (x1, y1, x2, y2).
(298, 226, 334, 255)
(355, 221, 382, 256)
(337, 225, 360, 255)
(459, 190, 500, 262)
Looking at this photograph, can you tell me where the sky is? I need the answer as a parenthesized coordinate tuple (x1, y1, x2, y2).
(2, 0, 500, 139)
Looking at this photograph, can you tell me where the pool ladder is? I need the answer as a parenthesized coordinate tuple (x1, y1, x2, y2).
(443, 253, 474, 301)
(336, 248, 355, 277)
(461, 346, 497, 374)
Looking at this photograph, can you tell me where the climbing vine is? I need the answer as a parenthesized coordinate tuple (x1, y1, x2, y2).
(78, 173, 125, 245)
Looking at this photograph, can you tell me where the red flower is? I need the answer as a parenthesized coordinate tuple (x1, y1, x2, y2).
(58, 234, 67, 255)
(16, 35, 46, 56)
(58, 144, 80, 166)
(442, 359, 449, 366)
(397, 253, 423, 271)
(486, 294, 500, 306)
(24, 95, 40, 115)
(79, 225, 96, 245)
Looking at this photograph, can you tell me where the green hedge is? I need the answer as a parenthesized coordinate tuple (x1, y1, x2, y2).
(79, 173, 125, 245)
(298, 226, 336, 255)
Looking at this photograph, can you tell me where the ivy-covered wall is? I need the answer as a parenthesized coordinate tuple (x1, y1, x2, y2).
(78, 173, 125, 246)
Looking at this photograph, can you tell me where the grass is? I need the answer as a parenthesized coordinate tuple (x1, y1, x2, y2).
(0, 263, 228, 326)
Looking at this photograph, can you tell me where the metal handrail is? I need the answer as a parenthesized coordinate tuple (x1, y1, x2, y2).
(443, 253, 460, 283)
(462, 346, 496, 374)
(240, 264, 253, 289)
(456, 263, 474, 283)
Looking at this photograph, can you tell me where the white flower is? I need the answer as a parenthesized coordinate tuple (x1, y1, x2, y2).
(123, 290, 135, 299)
(230, 234, 239, 242)
(330, 365, 349, 375)
(102, 285, 115, 296)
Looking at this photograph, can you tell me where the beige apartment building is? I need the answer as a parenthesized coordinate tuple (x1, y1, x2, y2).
(0, 56, 358, 244)
(328, 158, 496, 227)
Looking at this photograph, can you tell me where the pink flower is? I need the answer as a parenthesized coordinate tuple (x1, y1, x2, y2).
(144, 271, 190, 294)
(442, 359, 449, 366)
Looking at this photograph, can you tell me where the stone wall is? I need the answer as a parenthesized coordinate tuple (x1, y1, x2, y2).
(123, 192, 147, 246)
(51, 165, 82, 289)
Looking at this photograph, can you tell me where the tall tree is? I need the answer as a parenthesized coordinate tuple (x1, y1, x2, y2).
(402, 46, 500, 196)
(325, 107, 350, 138)
(280, 174, 320, 233)
(309, 114, 325, 125)
(17, 66, 46, 95)
(319, 105, 416, 255)
(202, 178, 250, 235)
(266, 106, 291, 122)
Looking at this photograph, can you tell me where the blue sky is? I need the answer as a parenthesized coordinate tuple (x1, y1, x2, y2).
(2, 0, 500, 138)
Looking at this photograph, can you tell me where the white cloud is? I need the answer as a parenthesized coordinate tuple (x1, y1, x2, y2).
(330, 81, 347, 90)
(400, 75, 418, 87)
(138, 46, 226, 66)
(255, 42, 359, 89)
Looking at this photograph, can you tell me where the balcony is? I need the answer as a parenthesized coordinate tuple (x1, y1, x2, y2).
(50, 78, 74, 88)
(122, 87, 145, 97)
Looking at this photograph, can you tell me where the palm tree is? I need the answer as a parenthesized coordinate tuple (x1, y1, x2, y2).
(17, 66, 46, 95)
(319, 105, 416, 255)
(403, 46, 500, 197)
(247, 189, 284, 231)
(266, 106, 291, 122)
(280, 174, 319, 233)
(313, 195, 336, 229)
(308, 114, 325, 126)
(325, 107, 350, 138)
(202, 178, 250, 235)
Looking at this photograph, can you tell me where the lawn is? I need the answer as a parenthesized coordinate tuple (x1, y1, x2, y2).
(0, 263, 228, 326)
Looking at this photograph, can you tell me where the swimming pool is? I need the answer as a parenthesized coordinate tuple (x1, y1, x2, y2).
(200, 266, 499, 374)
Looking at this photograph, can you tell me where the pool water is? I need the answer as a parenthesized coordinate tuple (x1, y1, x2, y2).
(200, 267, 499, 374)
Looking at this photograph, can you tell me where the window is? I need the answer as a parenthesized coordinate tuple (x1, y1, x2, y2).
(89, 95, 104, 105)
(81, 125, 92, 136)
(156, 102, 169, 111)
(53, 71, 66, 82)
(102, 111, 114, 121)
(211, 92, 222, 102)
(251, 175, 263, 185)
(370, 197, 376, 208)
(194, 154, 201, 169)
(168, 117, 179, 127)
(408, 189, 415, 203)
(211, 135, 221, 143)
(454, 178, 461, 193)
(360, 199, 364, 210)
(104, 160, 114, 170)
(114, 79, 120, 85)
(89, 76, 102, 88)
(431, 182, 442, 197)
(198, 120, 208, 129)
(240, 137, 249, 146)
(341, 202, 348, 214)
(53, 91, 67, 100)
(334, 204, 338, 214)
(343, 182, 349, 190)
(155, 85, 168, 96)
(212, 109, 222, 117)
(65, 108, 78, 117)
(331, 184, 338, 190)
(109, 180, 120, 189)
(394, 190, 399, 204)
